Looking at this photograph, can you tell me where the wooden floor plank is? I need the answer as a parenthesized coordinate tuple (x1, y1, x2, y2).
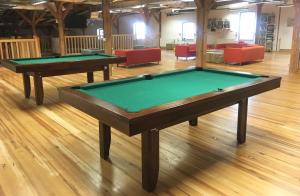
(0, 51, 299, 195)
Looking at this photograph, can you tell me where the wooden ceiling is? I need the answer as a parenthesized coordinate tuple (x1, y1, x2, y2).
(0, 0, 292, 23)
(0, 0, 290, 12)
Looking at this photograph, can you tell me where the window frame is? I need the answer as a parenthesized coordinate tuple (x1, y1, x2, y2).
(238, 11, 257, 42)
(182, 22, 196, 41)
(133, 22, 146, 40)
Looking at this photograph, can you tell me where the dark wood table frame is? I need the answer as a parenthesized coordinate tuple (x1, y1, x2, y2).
(58, 67, 281, 192)
(1, 56, 126, 105)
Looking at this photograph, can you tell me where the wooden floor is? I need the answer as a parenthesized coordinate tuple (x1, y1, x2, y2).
(0, 50, 299, 196)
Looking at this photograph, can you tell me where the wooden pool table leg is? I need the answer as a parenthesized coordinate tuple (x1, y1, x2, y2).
(189, 118, 198, 126)
(103, 65, 110, 81)
(99, 122, 111, 160)
(142, 129, 159, 192)
(237, 98, 248, 144)
(33, 74, 44, 105)
(22, 73, 31, 98)
(87, 72, 94, 83)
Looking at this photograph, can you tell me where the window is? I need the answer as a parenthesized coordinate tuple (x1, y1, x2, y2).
(182, 22, 196, 41)
(227, 14, 239, 33)
(133, 22, 146, 40)
(239, 12, 256, 41)
(97, 28, 104, 39)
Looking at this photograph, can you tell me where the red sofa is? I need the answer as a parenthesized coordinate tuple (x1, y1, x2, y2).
(216, 43, 265, 65)
(115, 48, 161, 66)
(175, 44, 214, 59)
(215, 43, 248, 49)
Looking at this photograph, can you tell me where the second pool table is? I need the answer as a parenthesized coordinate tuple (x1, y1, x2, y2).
(58, 67, 281, 191)
(1, 54, 126, 105)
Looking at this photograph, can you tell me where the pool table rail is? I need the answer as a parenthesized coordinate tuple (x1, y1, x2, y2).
(58, 68, 281, 137)
(0, 55, 127, 73)
(58, 67, 281, 192)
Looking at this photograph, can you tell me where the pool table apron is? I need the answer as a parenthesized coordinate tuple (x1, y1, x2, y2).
(21, 65, 110, 105)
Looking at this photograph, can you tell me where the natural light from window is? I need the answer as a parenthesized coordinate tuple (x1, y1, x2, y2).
(97, 28, 104, 39)
(133, 22, 146, 40)
(182, 22, 196, 41)
(239, 12, 256, 41)
(227, 14, 239, 33)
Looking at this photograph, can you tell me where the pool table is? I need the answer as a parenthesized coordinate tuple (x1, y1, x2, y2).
(58, 67, 281, 191)
(1, 54, 126, 105)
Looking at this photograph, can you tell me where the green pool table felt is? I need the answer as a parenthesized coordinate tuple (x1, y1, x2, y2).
(77, 69, 262, 113)
(11, 54, 115, 65)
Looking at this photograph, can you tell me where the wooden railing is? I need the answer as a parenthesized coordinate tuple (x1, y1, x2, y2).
(65, 34, 134, 55)
(0, 37, 41, 60)
(113, 34, 134, 50)
(65, 35, 104, 55)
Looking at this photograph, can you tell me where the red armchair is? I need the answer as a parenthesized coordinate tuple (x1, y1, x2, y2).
(115, 48, 161, 66)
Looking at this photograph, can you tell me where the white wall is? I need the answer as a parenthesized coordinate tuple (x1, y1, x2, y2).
(160, 4, 294, 50)
(160, 8, 257, 47)
(118, 13, 160, 47)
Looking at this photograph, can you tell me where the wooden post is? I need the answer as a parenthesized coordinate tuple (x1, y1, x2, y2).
(255, 4, 263, 44)
(112, 15, 120, 34)
(142, 7, 152, 46)
(289, 0, 300, 73)
(194, 0, 214, 67)
(102, 0, 113, 75)
(152, 11, 161, 47)
(46, 2, 72, 55)
(102, 0, 113, 54)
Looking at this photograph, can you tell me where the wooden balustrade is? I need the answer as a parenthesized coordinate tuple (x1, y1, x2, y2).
(0, 35, 134, 59)
(65, 34, 133, 55)
(113, 34, 133, 50)
(0, 37, 41, 60)
(65, 35, 104, 55)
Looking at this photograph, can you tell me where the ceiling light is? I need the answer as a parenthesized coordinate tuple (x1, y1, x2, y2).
(32, 1, 47, 5)
(132, 4, 145, 9)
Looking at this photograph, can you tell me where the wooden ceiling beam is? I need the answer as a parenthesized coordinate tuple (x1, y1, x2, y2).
(45, 2, 74, 55)
(15, 10, 47, 36)
(142, 7, 152, 24)
(15, 10, 32, 25)
(152, 11, 160, 24)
